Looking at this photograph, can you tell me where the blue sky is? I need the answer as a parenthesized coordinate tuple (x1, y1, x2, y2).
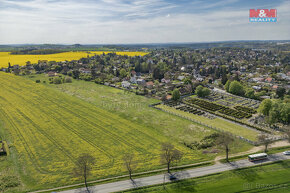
(0, 0, 289, 44)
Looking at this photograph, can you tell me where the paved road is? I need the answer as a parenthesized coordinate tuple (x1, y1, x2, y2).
(59, 152, 290, 193)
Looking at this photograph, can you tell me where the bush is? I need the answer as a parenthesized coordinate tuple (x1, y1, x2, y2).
(0, 175, 20, 192)
(64, 77, 72, 83)
(35, 80, 40, 83)
(53, 77, 62, 84)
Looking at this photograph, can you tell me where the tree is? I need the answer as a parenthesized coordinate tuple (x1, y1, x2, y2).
(202, 87, 211, 97)
(267, 102, 280, 125)
(72, 69, 80, 79)
(183, 77, 192, 85)
(196, 85, 210, 98)
(280, 103, 290, 124)
(123, 152, 138, 180)
(245, 88, 255, 99)
(73, 153, 95, 193)
(216, 132, 234, 162)
(172, 89, 180, 101)
(229, 80, 244, 96)
(161, 94, 167, 102)
(195, 85, 204, 97)
(224, 80, 231, 92)
(221, 74, 228, 85)
(120, 68, 127, 78)
(160, 142, 183, 173)
(258, 99, 272, 116)
(276, 87, 286, 99)
(258, 134, 271, 152)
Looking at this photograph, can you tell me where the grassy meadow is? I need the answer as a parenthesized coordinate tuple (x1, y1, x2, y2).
(0, 73, 252, 192)
(0, 51, 148, 68)
(155, 104, 259, 141)
(125, 160, 290, 193)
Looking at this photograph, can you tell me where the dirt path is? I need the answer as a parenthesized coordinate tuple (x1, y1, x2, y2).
(214, 140, 290, 163)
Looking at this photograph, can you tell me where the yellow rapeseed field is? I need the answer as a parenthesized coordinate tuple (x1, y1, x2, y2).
(0, 51, 148, 68)
(0, 72, 195, 190)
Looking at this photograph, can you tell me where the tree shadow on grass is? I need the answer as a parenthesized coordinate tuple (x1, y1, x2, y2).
(275, 160, 290, 169)
(170, 179, 197, 193)
(231, 167, 260, 182)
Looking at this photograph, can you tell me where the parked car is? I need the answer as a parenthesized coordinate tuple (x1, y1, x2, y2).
(283, 151, 290, 155)
(169, 175, 177, 181)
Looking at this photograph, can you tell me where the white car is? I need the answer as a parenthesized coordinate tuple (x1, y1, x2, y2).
(283, 151, 290, 155)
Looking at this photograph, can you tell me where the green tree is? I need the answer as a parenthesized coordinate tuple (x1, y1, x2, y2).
(258, 99, 272, 116)
(276, 87, 286, 99)
(196, 85, 211, 98)
(172, 89, 180, 101)
(280, 103, 290, 124)
(229, 81, 244, 96)
(120, 69, 127, 79)
(245, 88, 255, 99)
(224, 80, 231, 92)
(268, 103, 280, 125)
(183, 77, 192, 85)
(195, 85, 204, 97)
(221, 74, 228, 85)
(202, 87, 211, 97)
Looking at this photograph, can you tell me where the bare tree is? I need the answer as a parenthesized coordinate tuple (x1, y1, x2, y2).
(123, 152, 138, 180)
(258, 134, 272, 152)
(73, 153, 95, 193)
(160, 142, 183, 174)
(216, 132, 234, 162)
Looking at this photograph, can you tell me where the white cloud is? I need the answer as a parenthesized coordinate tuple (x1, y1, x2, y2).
(0, 0, 289, 44)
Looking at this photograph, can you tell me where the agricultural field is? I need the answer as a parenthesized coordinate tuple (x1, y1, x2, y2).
(0, 51, 148, 68)
(126, 160, 290, 193)
(0, 73, 253, 192)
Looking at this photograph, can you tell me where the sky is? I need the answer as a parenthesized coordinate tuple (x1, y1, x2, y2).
(0, 0, 289, 44)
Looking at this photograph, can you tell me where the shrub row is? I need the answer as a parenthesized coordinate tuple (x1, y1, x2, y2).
(234, 105, 257, 114)
(185, 98, 252, 119)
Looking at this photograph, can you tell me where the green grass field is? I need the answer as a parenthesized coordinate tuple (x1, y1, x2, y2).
(155, 104, 259, 141)
(0, 73, 253, 192)
(125, 160, 290, 193)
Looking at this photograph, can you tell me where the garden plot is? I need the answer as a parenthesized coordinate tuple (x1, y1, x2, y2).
(202, 91, 261, 109)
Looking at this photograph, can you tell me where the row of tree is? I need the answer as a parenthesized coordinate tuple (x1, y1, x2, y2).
(73, 132, 238, 193)
(63, 127, 290, 193)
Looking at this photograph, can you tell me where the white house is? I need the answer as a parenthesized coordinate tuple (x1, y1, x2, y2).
(121, 81, 131, 88)
(137, 78, 146, 85)
(130, 76, 137, 84)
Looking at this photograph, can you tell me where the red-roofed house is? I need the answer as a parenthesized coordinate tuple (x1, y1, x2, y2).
(265, 77, 273, 83)
(146, 81, 154, 89)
